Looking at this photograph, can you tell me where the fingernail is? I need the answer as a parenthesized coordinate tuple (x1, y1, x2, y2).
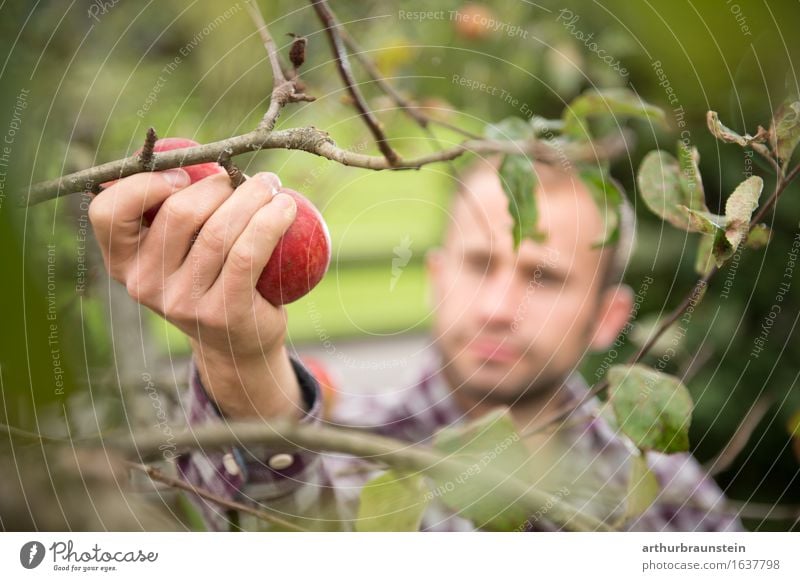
(162, 168, 191, 188)
(273, 193, 296, 217)
(256, 172, 282, 192)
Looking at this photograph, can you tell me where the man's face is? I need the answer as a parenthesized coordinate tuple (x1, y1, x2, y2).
(428, 162, 619, 402)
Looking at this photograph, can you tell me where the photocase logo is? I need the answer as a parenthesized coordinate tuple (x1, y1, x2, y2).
(390, 235, 413, 291)
(19, 541, 46, 569)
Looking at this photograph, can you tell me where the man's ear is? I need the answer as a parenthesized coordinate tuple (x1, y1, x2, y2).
(589, 284, 634, 350)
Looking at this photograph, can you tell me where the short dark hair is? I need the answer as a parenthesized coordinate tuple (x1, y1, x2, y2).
(600, 175, 636, 288)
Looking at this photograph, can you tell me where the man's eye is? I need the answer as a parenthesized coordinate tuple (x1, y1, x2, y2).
(526, 269, 564, 286)
(465, 255, 491, 272)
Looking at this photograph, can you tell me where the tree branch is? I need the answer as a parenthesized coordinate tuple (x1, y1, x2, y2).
(20, 127, 630, 207)
(124, 460, 309, 532)
(245, 0, 315, 131)
(245, 0, 286, 85)
(705, 394, 774, 476)
(338, 27, 481, 140)
(310, 0, 400, 165)
(116, 419, 613, 531)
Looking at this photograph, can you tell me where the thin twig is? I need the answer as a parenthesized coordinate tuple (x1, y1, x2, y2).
(338, 27, 428, 129)
(244, 0, 315, 131)
(339, 29, 481, 141)
(751, 162, 800, 225)
(311, 0, 400, 165)
(124, 461, 309, 532)
(21, 127, 629, 207)
(217, 149, 247, 188)
(705, 394, 775, 476)
(0, 421, 102, 444)
(245, 0, 286, 85)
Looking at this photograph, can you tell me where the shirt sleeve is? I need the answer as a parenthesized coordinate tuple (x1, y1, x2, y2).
(174, 354, 327, 531)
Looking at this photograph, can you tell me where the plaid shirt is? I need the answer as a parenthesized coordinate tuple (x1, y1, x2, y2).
(176, 349, 743, 532)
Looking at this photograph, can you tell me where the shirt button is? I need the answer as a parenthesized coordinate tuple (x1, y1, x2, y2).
(268, 453, 294, 470)
(222, 452, 240, 476)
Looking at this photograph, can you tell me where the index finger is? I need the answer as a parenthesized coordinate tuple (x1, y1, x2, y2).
(88, 169, 191, 272)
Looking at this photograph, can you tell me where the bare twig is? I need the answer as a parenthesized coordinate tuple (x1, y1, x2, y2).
(245, 0, 315, 131)
(311, 0, 400, 165)
(0, 421, 105, 444)
(245, 0, 286, 84)
(138, 127, 158, 169)
(217, 149, 246, 188)
(21, 127, 630, 207)
(705, 394, 775, 476)
(751, 162, 800, 225)
(338, 27, 481, 140)
(124, 461, 309, 532)
(338, 28, 428, 129)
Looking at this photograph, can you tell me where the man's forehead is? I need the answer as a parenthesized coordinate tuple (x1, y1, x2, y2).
(446, 160, 605, 260)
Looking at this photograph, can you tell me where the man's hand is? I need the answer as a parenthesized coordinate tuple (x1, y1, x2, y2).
(88, 169, 305, 420)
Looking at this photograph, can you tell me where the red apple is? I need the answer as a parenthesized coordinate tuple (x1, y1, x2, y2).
(109, 135, 331, 305)
(454, 3, 495, 41)
(137, 137, 227, 225)
(257, 188, 332, 305)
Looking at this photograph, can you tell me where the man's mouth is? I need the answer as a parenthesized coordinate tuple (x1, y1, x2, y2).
(468, 337, 520, 364)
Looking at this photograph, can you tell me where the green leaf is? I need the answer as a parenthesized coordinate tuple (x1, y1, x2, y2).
(638, 150, 709, 230)
(580, 168, 623, 248)
(432, 408, 532, 530)
(695, 233, 715, 276)
(677, 142, 705, 207)
(745, 223, 771, 249)
(680, 207, 726, 235)
(682, 176, 763, 267)
(770, 98, 800, 163)
(485, 117, 535, 141)
(723, 176, 764, 253)
(625, 454, 661, 519)
(498, 154, 545, 249)
(356, 470, 429, 532)
(530, 115, 565, 136)
(563, 88, 667, 138)
(607, 364, 694, 454)
(176, 492, 208, 531)
(706, 111, 767, 147)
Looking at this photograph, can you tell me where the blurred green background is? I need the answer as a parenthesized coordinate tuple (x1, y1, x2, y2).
(1, 0, 799, 530)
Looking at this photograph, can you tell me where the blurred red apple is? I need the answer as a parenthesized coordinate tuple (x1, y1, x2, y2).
(136, 137, 227, 225)
(454, 3, 495, 41)
(257, 188, 331, 305)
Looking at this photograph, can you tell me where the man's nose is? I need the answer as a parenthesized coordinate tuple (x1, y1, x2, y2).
(473, 265, 524, 328)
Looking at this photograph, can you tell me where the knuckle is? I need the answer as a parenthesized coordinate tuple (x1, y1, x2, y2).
(87, 198, 110, 228)
(125, 275, 145, 303)
(226, 245, 255, 274)
(163, 292, 194, 323)
(161, 194, 196, 222)
(198, 307, 228, 331)
(195, 221, 230, 256)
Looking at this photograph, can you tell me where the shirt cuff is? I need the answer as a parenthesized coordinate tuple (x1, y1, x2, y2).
(180, 353, 324, 504)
